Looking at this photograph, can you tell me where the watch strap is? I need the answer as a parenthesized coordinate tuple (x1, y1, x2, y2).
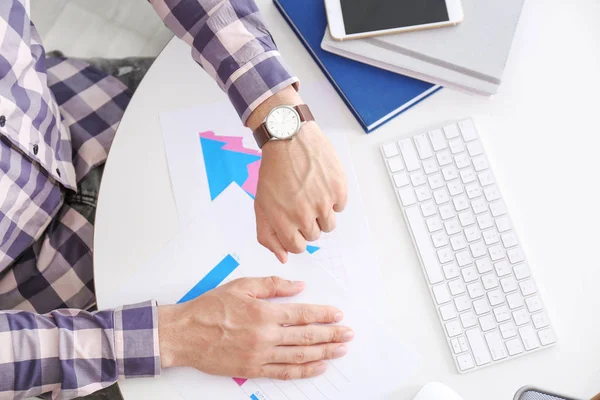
(253, 104, 314, 149)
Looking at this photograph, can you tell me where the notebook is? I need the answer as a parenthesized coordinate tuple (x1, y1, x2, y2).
(273, 0, 441, 133)
(321, 0, 524, 96)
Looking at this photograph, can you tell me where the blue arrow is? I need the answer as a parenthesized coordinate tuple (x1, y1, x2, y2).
(306, 245, 320, 254)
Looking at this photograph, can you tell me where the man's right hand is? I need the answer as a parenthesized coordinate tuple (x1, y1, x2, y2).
(157, 277, 354, 380)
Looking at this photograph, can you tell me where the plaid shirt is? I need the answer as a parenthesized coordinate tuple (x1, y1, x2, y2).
(0, 0, 297, 398)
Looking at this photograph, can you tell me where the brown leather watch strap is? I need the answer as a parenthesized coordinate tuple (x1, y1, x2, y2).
(253, 104, 315, 149)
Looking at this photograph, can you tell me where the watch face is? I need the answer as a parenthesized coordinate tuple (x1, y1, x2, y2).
(266, 106, 301, 139)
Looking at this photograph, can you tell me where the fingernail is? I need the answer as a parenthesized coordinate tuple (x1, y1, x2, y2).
(334, 312, 344, 322)
(315, 363, 327, 374)
(294, 281, 305, 288)
(343, 330, 354, 342)
(333, 345, 348, 358)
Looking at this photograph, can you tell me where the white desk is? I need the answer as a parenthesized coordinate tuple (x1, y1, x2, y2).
(94, 0, 600, 398)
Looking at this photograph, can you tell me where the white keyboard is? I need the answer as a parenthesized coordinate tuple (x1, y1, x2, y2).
(381, 119, 555, 373)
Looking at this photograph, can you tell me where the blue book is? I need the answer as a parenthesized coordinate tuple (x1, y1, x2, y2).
(273, 0, 441, 133)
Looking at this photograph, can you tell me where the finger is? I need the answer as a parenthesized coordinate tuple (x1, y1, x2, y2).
(316, 211, 336, 233)
(333, 189, 348, 213)
(238, 277, 305, 299)
(270, 344, 348, 364)
(276, 227, 307, 255)
(256, 204, 289, 263)
(280, 325, 354, 345)
(260, 361, 327, 380)
(299, 219, 321, 242)
(278, 303, 343, 325)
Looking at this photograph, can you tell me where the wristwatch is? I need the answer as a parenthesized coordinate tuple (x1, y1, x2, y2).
(253, 104, 314, 148)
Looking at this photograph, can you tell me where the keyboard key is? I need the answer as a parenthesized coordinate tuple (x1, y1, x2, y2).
(506, 292, 524, 309)
(455, 295, 471, 311)
(450, 338, 462, 354)
(428, 173, 444, 189)
(459, 211, 475, 227)
(464, 226, 481, 243)
(405, 207, 444, 284)
(428, 129, 447, 151)
(490, 200, 507, 217)
(500, 322, 517, 339)
(485, 331, 507, 361)
(460, 168, 477, 184)
(484, 185, 501, 201)
(532, 312, 550, 329)
(506, 338, 524, 355)
(476, 258, 493, 274)
(472, 155, 489, 172)
(450, 234, 467, 251)
(477, 213, 494, 230)
(423, 158, 439, 174)
(421, 201, 437, 217)
(481, 273, 499, 290)
(482, 229, 500, 245)
(443, 262, 460, 280)
(449, 279, 466, 296)
(387, 157, 404, 173)
(440, 204, 455, 220)
(455, 153, 471, 169)
(415, 186, 432, 202)
(439, 303, 457, 321)
(458, 336, 469, 352)
(456, 251, 472, 267)
(399, 139, 421, 171)
(426, 217, 443, 232)
(444, 124, 461, 139)
(447, 180, 464, 196)
(466, 329, 491, 366)
(437, 247, 454, 264)
(478, 170, 495, 186)
(519, 325, 540, 350)
(443, 166, 459, 181)
(383, 142, 399, 157)
(465, 183, 482, 199)
(449, 138, 465, 154)
(393, 172, 410, 187)
(487, 289, 504, 306)
(467, 282, 484, 298)
(398, 187, 416, 206)
(433, 284, 451, 304)
(525, 295, 543, 312)
(436, 150, 453, 166)
(460, 311, 478, 328)
(445, 320, 463, 337)
(410, 171, 427, 186)
(467, 140, 484, 156)
(493, 305, 511, 322)
(456, 353, 475, 371)
(489, 245, 506, 261)
(469, 241, 487, 258)
(458, 119, 478, 142)
(434, 189, 450, 205)
(461, 266, 478, 282)
(520, 279, 537, 296)
(513, 263, 531, 280)
(471, 197, 488, 214)
(496, 216, 511, 233)
(508, 247, 525, 264)
(432, 232, 448, 248)
(494, 260, 511, 277)
(513, 309, 529, 326)
(473, 298, 490, 315)
(414, 134, 434, 159)
(538, 328, 556, 346)
(453, 195, 469, 212)
(501, 232, 518, 248)
(444, 219, 461, 235)
(479, 314, 496, 332)
(500, 277, 518, 293)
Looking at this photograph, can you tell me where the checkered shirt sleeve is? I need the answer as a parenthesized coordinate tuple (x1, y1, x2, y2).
(0, 301, 160, 399)
(151, 0, 300, 123)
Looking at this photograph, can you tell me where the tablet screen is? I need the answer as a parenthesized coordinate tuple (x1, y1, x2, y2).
(341, 0, 450, 34)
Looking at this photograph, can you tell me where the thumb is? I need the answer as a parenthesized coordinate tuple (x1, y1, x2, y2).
(255, 202, 289, 263)
(242, 276, 305, 299)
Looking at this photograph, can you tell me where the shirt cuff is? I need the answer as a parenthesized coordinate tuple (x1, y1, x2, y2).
(113, 300, 161, 379)
(225, 50, 300, 124)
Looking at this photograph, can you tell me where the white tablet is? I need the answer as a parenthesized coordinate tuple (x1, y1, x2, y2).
(325, 0, 464, 41)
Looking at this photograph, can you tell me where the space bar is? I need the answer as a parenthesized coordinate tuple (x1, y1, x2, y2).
(405, 206, 444, 284)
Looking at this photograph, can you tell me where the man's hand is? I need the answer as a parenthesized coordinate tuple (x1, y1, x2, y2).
(158, 277, 354, 380)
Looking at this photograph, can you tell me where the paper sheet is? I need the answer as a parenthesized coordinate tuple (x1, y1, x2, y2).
(114, 185, 419, 400)
(158, 82, 384, 308)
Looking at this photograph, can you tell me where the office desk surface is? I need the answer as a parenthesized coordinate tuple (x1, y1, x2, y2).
(94, 0, 600, 398)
